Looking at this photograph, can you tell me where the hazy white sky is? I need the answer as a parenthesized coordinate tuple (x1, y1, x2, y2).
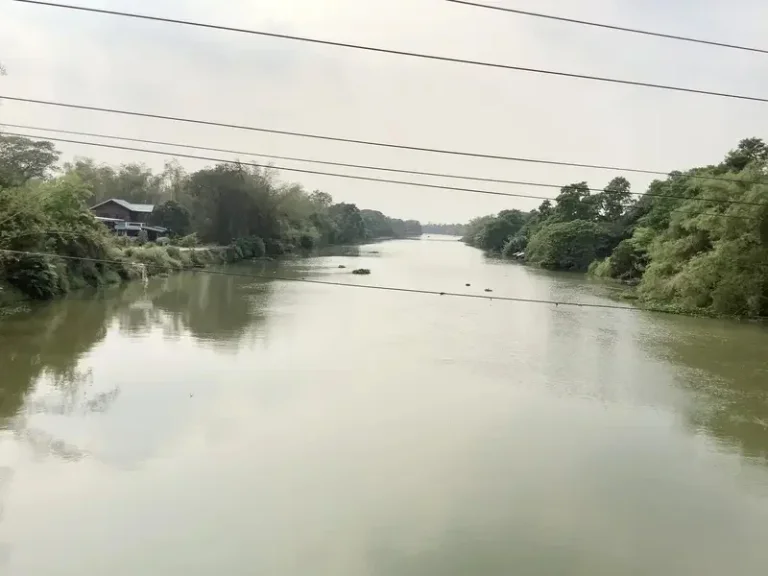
(1, 0, 768, 222)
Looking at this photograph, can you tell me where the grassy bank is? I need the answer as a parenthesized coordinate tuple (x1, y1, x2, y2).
(0, 236, 280, 305)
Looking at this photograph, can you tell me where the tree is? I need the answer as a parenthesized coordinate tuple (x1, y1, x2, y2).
(187, 164, 278, 245)
(526, 220, 606, 271)
(361, 209, 395, 238)
(722, 138, 768, 173)
(62, 158, 118, 204)
(111, 163, 163, 203)
(0, 135, 59, 188)
(328, 203, 366, 244)
(404, 219, 423, 237)
(475, 209, 527, 252)
(310, 190, 333, 209)
(598, 176, 633, 221)
(150, 200, 191, 236)
(553, 182, 597, 222)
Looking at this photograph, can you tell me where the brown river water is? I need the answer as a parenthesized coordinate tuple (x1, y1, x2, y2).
(0, 237, 767, 575)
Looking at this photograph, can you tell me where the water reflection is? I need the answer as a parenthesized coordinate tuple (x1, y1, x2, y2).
(0, 264, 278, 460)
(644, 315, 768, 461)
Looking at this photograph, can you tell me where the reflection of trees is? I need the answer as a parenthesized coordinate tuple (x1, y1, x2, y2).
(0, 267, 276, 457)
(0, 291, 125, 425)
(648, 316, 768, 460)
(147, 266, 269, 342)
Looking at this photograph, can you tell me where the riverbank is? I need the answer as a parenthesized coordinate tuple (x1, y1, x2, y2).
(0, 235, 391, 314)
(0, 241, 260, 312)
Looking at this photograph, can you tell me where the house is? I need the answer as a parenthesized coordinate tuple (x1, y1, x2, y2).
(91, 198, 154, 223)
(90, 198, 167, 241)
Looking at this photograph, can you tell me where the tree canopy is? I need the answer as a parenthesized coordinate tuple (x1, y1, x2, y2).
(463, 137, 768, 317)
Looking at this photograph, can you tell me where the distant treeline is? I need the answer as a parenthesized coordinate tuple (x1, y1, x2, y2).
(463, 138, 768, 318)
(422, 223, 466, 236)
(0, 133, 420, 301)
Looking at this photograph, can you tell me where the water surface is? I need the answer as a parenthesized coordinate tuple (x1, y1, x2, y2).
(1, 238, 767, 575)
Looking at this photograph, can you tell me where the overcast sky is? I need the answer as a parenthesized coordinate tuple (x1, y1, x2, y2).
(2, 0, 768, 222)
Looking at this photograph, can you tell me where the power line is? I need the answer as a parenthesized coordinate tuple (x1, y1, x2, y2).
(0, 95, 673, 176)
(3, 97, 765, 190)
(3, 122, 639, 191)
(5, 130, 767, 212)
(0, 248, 684, 315)
(445, 0, 768, 56)
(5, 96, 768, 193)
(11, 0, 768, 104)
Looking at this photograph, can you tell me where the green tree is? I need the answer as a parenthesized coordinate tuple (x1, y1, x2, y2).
(598, 176, 633, 221)
(150, 200, 191, 236)
(328, 203, 366, 244)
(309, 190, 333, 209)
(721, 138, 768, 173)
(0, 135, 59, 188)
(553, 182, 597, 222)
(475, 209, 527, 252)
(526, 220, 606, 271)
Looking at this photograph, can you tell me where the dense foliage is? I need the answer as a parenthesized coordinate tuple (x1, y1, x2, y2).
(0, 134, 421, 301)
(360, 209, 422, 239)
(422, 223, 466, 236)
(464, 139, 768, 317)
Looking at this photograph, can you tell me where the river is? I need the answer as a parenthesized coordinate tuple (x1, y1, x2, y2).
(0, 237, 767, 575)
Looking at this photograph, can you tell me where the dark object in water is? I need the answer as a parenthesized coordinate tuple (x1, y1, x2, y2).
(352, 268, 371, 275)
(338, 265, 346, 269)
(484, 288, 493, 293)
(465, 283, 471, 287)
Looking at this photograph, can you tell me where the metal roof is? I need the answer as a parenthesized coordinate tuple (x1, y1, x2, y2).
(90, 198, 155, 213)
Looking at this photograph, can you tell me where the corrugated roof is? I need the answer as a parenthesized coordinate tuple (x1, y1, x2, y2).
(90, 198, 155, 213)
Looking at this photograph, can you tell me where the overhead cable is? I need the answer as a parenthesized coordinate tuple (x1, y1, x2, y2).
(10, 0, 768, 103)
(445, 0, 768, 56)
(0, 95, 674, 176)
(3, 96, 768, 190)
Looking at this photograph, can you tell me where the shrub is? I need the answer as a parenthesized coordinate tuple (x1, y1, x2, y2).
(3, 255, 61, 299)
(176, 233, 199, 248)
(526, 220, 606, 271)
(264, 238, 286, 256)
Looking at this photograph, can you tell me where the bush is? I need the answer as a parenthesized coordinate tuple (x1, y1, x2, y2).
(175, 233, 199, 248)
(264, 238, 286, 256)
(3, 255, 62, 299)
(526, 220, 606, 271)
(299, 233, 316, 250)
(234, 236, 266, 258)
(129, 246, 177, 274)
(113, 235, 133, 247)
(588, 258, 613, 278)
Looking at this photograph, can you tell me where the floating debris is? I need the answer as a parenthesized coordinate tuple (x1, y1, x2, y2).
(338, 265, 347, 269)
(484, 289, 493, 293)
(465, 283, 471, 287)
(352, 268, 371, 275)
